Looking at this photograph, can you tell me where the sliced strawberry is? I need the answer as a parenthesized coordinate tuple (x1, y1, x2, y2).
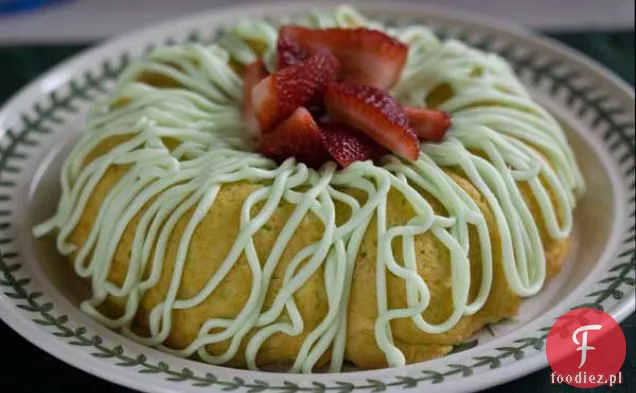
(321, 123, 386, 168)
(276, 35, 308, 69)
(258, 107, 330, 168)
(252, 48, 340, 133)
(324, 83, 420, 161)
(242, 59, 269, 137)
(280, 27, 407, 90)
(405, 107, 452, 142)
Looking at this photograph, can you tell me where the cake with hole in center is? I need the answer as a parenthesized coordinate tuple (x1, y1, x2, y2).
(34, 5, 585, 372)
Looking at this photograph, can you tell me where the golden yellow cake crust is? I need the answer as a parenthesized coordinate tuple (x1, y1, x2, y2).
(68, 138, 569, 370)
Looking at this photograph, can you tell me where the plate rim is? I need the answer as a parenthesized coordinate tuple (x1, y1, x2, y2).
(0, 1, 634, 393)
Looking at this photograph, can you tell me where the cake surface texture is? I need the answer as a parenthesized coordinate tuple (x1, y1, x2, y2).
(34, 5, 585, 372)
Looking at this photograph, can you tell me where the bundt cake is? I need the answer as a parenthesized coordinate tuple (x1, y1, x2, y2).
(34, 5, 585, 372)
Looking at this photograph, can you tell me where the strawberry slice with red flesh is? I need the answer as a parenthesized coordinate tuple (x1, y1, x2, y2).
(242, 59, 269, 137)
(258, 107, 330, 168)
(252, 48, 340, 133)
(324, 83, 420, 161)
(405, 107, 452, 142)
(280, 26, 407, 90)
(276, 35, 308, 69)
(321, 123, 386, 168)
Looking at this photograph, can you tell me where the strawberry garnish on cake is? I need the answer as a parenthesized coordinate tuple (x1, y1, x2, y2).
(258, 107, 330, 168)
(276, 36, 308, 69)
(321, 123, 386, 168)
(324, 83, 419, 161)
(280, 27, 407, 90)
(252, 48, 340, 133)
(243, 25, 452, 168)
(405, 107, 452, 142)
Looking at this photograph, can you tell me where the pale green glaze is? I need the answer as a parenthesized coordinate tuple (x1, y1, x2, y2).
(34, 5, 584, 372)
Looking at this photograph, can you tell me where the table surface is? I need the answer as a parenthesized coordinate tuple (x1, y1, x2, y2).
(0, 0, 634, 43)
(0, 30, 634, 393)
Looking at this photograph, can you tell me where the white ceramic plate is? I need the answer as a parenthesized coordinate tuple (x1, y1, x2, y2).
(0, 2, 634, 392)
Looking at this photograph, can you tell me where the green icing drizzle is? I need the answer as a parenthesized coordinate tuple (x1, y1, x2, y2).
(33, 5, 585, 372)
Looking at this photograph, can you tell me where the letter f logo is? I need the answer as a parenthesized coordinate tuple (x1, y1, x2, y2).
(572, 324, 602, 368)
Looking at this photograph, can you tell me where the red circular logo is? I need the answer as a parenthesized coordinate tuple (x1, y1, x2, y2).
(546, 308, 626, 388)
